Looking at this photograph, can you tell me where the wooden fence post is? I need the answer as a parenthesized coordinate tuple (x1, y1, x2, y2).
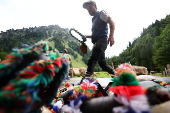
(167, 64, 170, 76)
(163, 71, 166, 77)
(165, 68, 167, 76)
(111, 62, 114, 70)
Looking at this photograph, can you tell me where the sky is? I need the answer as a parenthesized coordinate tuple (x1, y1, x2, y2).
(0, 0, 170, 57)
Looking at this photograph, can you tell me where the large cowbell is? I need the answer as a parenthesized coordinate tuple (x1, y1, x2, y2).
(69, 28, 87, 55)
(80, 43, 87, 55)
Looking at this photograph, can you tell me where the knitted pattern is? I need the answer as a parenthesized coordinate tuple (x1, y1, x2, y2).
(0, 40, 48, 85)
(60, 77, 103, 113)
(0, 40, 67, 113)
(109, 63, 151, 113)
(150, 78, 170, 87)
(144, 79, 170, 103)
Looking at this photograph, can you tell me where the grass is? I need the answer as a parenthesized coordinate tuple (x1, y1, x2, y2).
(73, 76, 82, 78)
(72, 72, 111, 78)
(72, 72, 166, 78)
(154, 73, 170, 77)
(155, 73, 163, 76)
(71, 56, 87, 68)
(94, 72, 111, 78)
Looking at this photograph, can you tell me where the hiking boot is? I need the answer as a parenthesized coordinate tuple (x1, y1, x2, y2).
(107, 65, 115, 76)
(77, 72, 92, 85)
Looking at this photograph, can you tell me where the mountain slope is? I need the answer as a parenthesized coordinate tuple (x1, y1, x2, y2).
(0, 25, 90, 68)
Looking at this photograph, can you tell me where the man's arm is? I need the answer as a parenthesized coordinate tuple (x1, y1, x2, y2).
(107, 17, 115, 47)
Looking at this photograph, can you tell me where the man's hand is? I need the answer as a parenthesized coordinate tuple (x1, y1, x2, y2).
(85, 35, 92, 38)
(108, 36, 115, 47)
(107, 17, 115, 47)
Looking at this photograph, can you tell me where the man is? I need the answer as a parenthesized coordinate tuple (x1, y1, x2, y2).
(61, 49, 72, 80)
(82, 1, 115, 79)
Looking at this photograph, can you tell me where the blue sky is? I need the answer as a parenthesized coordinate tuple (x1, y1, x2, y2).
(0, 0, 170, 57)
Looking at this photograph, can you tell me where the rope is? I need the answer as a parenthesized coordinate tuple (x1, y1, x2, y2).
(69, 28, 87, 44)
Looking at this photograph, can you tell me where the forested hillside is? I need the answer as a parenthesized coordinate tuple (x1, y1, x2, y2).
(0, 25, 91, 67)
(110, 14, 170, 72)
(1, 14, 170, 72)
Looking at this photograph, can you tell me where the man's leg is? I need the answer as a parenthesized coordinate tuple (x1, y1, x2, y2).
(78, 47, 100, 84)
(86, 43, 105, 76)
(78, 40, 106, 84)
(95, 39, 114, 75)
(78, 39, 108, 85)
(98, 52, 115, 75)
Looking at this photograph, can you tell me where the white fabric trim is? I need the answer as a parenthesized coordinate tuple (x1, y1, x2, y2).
(100, 10, 110, 22)
(113, 94, 150, 113)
